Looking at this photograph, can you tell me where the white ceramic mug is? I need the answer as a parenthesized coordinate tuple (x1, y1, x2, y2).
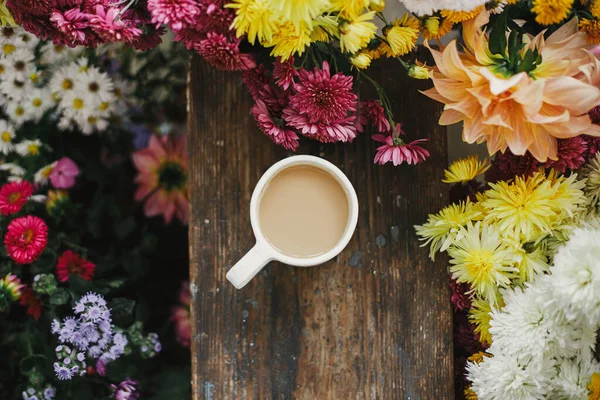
(226, 155, 359, 289)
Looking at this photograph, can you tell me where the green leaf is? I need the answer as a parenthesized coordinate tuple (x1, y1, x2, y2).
(110, 298, 135, 320)
(49, 288, 70, 305)
(114, 217, 137, 240)
(489, 11, 509, 57)
(19, 355, 46, 374)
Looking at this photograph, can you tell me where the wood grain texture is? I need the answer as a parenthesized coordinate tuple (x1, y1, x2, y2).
(188, 54, 453, 400)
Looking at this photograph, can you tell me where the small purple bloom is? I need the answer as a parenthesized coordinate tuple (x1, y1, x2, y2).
(86, 306, 103, 322)
(54, 363, 73, 380)
(88, 345, 102, 358)
(64, 317, 77, 330)
(110, 378, 140, 400)
(51, 320, 60, 333)
(74, 302, 85, 314)
(44, 387, 56, 400)
(96, 358, 107, 377)
(113, 332, 127, 347)
(99, 320, 112, 333)
(77, 352, 85, 362)
(63, 357, 71, 365)
(155, 342, 162, 352)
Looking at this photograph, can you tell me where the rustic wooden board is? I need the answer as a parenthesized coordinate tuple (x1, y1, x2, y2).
(188, 55, 453, 399)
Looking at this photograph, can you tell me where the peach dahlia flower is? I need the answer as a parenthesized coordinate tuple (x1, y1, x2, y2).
(423, 12, 600, 162)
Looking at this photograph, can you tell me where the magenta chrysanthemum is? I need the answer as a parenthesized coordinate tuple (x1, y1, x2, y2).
(196, 32, 256, 71)
(242, 65, 271, 100)
(360, 100, 390, 133)
(147, 0, 200, 31)
(487, 150, 539, 183)
(542, 136, 588, 173)
(283, 108, 357, 143)
(89, 6, 142, 43)
(273, 57, 297, 91)
(450, 277, 472, 312)
(251, 99, 299, 151)
(372, 125, 429, 166)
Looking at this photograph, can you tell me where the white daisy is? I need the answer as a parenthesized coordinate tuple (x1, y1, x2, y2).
(0, 40, 16, 57)
(58, 115, 78, 132)
(49, 63, 80, 100)
(34, 161, 57, 186)
(59, 90, 95, 123)
(40, 42, 80, 65)
(4, 48, 35, 82)
(0, 26, 18, 43)
(5, 101, 30, 126)
(78, 114, 109, 135)
(0, 119, 15, 155)
(0, 162, 25, 177)
(74, 66, 115, 107)
(15, 139, 43, 157)
(15, 30, 39, 50)
(0, 75, 34, 102)
(23, 89, 53, 122)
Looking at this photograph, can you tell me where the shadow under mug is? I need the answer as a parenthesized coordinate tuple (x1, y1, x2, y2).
(226, 155, 359, 289)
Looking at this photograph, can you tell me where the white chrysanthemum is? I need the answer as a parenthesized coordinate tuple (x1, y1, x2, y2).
(74, 66, 115, 108)
(15, 139, 42, 157)
(0, 119, 15, 155)
(5, 102, 29, 126)
(489, 280, 588, 361)
(0, 162, 25, 177)
(59, 90, 95, 122)
(552, 226, 600, 324)
(399, 0, 487, 15)
(468, 352, 555, 400)
(0, 26, 18, 43)
(23, 89, 53, 122)
(34, 162, 57, 186)
(4, 48, 35, 82)
(49, 63, 81, 99)
(549, 355, 600, 399)
(40, 43, 81, 65)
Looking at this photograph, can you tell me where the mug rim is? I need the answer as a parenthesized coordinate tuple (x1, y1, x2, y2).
(249, 155, 359, 267)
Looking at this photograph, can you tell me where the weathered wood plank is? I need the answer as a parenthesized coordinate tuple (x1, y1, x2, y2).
(188, 54, 453, 399)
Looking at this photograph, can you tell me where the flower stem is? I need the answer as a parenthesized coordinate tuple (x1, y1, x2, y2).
(357, 71, 397, 139)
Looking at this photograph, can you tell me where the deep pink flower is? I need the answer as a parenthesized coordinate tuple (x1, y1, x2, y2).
(0, 181, 34, 216)
(251, 100, 299, 151)
(542, 136, 588, 173)
(50, 8, 90, 45)
(171, 281, 191, 347)
(487, 150, 539, 183)
(6, 0, 50, 16)
(590, 105, 600, 124)
(585, 134, 600, 157)
(450, 278, 472, 312)
(132, 135, 188, 224)
(360, 100, 390, 133)
(56, 250, 95, 283)
(283, 108, 358, 143)
(147, 0, 200, 31)
(242, 65, 271, 100)
(372, 125, 429, 166)
(20, 287, 42, 320)
(50, 157, 79, 189)
(129, 26, 164, 51)
(196, 32, 256, 71)
(4, 215, 48, 265)
(273, 57, 297, 90)
(287, 61, 357, 124)
(89, 5, 142, 43)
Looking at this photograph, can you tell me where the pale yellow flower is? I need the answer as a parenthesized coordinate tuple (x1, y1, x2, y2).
(442, 155, 490, 184)
(266, 21, 312, 61)
(382, 13, 419, 57)
(227, 0, 277, 44)
(338, 11, 377, 54)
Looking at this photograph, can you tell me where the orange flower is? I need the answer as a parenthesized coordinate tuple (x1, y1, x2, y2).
(423, 12, 600, 161)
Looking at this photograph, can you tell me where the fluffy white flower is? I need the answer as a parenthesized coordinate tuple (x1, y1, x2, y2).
(78, 114, 109, 135)
(15, 139, 42, 157)
(23, 89, 53, 122)
(552, 226, 600, 324)
(49, 63, 81, 100)
(34, 162, 57, 186)
(0, 119, 15, 155)
(399, 0, 488, 15)
(14, 30, 39, 50)
(5, 102, 29, 126)
(0, 74, 34, 102)
(468, 352, 555, 400)
(4, 48, 35, 82)
(549, 355, 600, 399)
(74, 66, 115, 108)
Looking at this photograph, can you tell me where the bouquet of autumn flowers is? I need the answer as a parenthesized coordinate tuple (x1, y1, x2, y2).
(0, 27, 192, 399)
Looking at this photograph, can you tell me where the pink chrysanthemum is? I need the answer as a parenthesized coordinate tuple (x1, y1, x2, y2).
(450, 277, 472, 311)
(50, 8, 90, 45)
(89, 5, 142, 43)
(56, 250, 96, 283)
(273, 57, 297, 90)
(171, 280, 191, 347)
(5, 0, 50, 16)
(196, 0, 234, 35)
(372, 125, 429, 166)
(360, 100, 391, 133)
(283, 109, 358, 143)
(251, 99, 299, 151)
(147, 0, 200, 31)
(585, 134, 600, 157)
(132, 134, 189, 224)
(590, 105, 600, 124)
(542, 136, 588, 173)
(196, 32, 256, 71)
(242, 65, 271, 100)
(4, 215, 48, 264)
(0, 181, 34, 216)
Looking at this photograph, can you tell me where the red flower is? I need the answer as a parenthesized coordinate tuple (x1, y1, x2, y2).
(273, 57, 297, 90)
(242, 65, 271, 100)
(486, 150, 539, 183)
(4, 215, 48, 264)
(0, 181, 34, 216)
(450, 277, 472, 311)
(56, 250, 96, 283)
(20, 287, 42, 320)
(196, 32, 256, 71)
(542, 137, 588, 173)
(360, 100, 390, 133)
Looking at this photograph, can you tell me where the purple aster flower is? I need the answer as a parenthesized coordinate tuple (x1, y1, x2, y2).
(74, 302, 85, 314)
(96, 358, 107, 377)
(64, 317, 77, 330)
(86, 306, 103, 322)
(77, 352, 85, 362)
(28, 388, 36, 395)
(43, 387, 55, 400)
(99, 320, 112, 333)
(110, 378, 140, 400)
(88, 345, 102, 358)
(51, 320, 61, 334)
(29, 396, 39, 400)
(71, 365, 79, 374)
(113, 333, 127, 347)
(155, 342, 162, 352)
(58, 328, 74, 343)
(63, 357, 71, 365)
(55, 346, 63, 352)
(54, 363, 73, 380)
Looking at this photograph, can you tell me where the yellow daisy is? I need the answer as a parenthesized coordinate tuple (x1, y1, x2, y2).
(579, 18, 600, 44)
(440, 6, 484, 23)
(382, 13, 419, 57)
(227, 0, 277, 45)
(442, 155, 491, 184)
(310, 15, 337, 42)
(448, 222, 516, 304)
(591, 0, 600, 19)
(420, 16, 454, 40)
(468, 296, 498, 345)
(368, 0, 386, 12)
(415, 199, 484, 260)
(338, 11, 377, 54)
(268, 0, 330, 29)
(266, 21, 312, 61)
(531, 0, 574, 25)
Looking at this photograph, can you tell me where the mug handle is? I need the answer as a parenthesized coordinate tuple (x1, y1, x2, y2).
(226, 244, 272, 289)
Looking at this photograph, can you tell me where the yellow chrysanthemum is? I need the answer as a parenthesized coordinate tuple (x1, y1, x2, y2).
(482, 171, 585, 242)
(420, 16, 454, 40)
(448, 222, 516, 304)
(268, 0, 330, 28)
(227, 0, 276, 44)
(580, 18, 600, 44)
(338, 11, 377, 54)
(589, 372, 600, 400)
(329, 0, 369, 18)
(531, 0, 574, 26)
(310, 15, 337, 42)
(266, 21, 312, 61)
(368, 0, 386, 12)
(442, 155, 491, 184)
(591, 1, 600, 18)
(382, 13, 419, 57)
(0, 1, 15, 27)
(415, 199, 484, 260)
(464, 386, 478, 400)
(440, 6, 484, 23)
(363, 45, 382, 60)
(350, 51, 371, 69)
(468, 296, 499, 345)
(407, 64, 430, 79)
